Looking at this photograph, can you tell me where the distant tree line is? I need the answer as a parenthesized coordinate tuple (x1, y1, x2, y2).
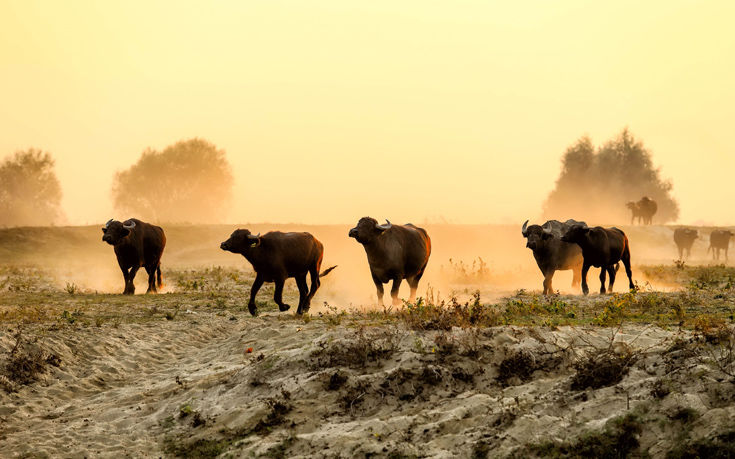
(0, 149, 63, 227)
(543, 129, 679, 224)
(0, 130, 678, 227)
(111, 138, 234, 223)
(0, 138, 234, 227)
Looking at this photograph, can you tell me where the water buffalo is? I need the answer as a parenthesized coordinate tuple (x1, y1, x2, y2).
(708, 229, 734, 261)
(626, 196, 657, 225)
(522, 219, 584, 295)
(673, 228, 698, 260)
(220, 229, 336, 316)
(349, 217, 431, 306)
(101, 218, 166, 294)
(561, 224, 634, 295)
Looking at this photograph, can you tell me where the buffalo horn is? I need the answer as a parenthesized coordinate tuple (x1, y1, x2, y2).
(248, 232, 261, 240)
(376, 219, 392, 230)
(105, 219, 113, 228)
(521, 220, 529, 236)
(122, 220, 136, 229)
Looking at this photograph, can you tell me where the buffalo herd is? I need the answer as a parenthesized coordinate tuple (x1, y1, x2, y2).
(100, 214, 735, 311)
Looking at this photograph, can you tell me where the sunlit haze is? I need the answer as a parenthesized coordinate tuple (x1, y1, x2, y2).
(2, 1, 734, 226)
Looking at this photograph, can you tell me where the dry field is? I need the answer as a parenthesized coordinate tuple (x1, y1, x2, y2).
(1, 224, 734, 458)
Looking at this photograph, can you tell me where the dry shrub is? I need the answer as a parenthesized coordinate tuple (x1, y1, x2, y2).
(571, 347, 636, 391)
(497, 349, 564, 387)
(398, 291, 501, 331)
(311, 328, 400, 369)
(1, 329, 60, 391)
(692, 315, 730, 344)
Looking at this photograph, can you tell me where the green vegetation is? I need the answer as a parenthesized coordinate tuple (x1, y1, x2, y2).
(524, 413, 643, 458)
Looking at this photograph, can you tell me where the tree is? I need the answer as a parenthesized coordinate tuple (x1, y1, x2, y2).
(543, 129, 679, 224)
(112, 138, 234, 223)
(0, 149, 63, 227)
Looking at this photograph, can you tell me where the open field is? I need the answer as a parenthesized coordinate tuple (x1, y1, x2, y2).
(1, 224, 734, 457)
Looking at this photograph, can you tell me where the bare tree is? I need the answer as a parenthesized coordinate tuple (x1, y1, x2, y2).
(111, 138, 234, 223)
(0, 149, 63, 227)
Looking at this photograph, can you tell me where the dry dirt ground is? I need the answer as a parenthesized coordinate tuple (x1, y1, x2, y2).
(1, 224, 734, 458)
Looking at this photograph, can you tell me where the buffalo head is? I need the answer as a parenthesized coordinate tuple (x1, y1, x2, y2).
(220, 229, 261, 253)
(349, 217, 391, 244)
(561, 224, 590, 244)
(521, 220, 554, 251)
(101, 219, 136, 245)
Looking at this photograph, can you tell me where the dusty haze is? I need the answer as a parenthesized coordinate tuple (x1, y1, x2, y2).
(1, 1, 734, 226)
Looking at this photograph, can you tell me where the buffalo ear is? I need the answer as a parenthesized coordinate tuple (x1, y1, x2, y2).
(101, 227, 107, 233)
(120, 228, 130, 237)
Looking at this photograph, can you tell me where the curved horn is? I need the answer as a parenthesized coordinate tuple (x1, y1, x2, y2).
(521, 220, 529, 236)
(122, 220, 136, 230)
(376, 219, 392, 230)
(247, 232, 261, 240)
(542, 227, 553, 234)
(105, 219, 113, 228)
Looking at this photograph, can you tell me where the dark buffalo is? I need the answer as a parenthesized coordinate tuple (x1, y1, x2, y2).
(561, 224, 634, 295)
(102, 218, 166, 294)
(220, 229, 336, 316)
(626, 196, 657, 225)
(708, 229, 734, 261)
(522, 219, 584, 295)
(349, 217, 431, 306)
(673, 228, 698, 260)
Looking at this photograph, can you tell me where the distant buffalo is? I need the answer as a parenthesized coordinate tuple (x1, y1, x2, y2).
(220, 230, 336, 316)
(349, 217, 431, 306)
(673, 228, 698, 260)
(708, 229, 735, 261)
(562, 224, 634, 295)
(102, 218, 166, 294)
(522, 219, 584, 295)
(626, 197, 657, 225)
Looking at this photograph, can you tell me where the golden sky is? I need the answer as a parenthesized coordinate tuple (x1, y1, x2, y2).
(1, 1, 734, 225)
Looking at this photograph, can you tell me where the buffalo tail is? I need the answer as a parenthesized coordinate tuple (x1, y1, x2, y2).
(157, 266, 163, 289)
(320, 265, 338, 277)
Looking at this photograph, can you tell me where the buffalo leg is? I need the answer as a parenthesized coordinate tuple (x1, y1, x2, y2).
(120, 266, 130, 294)
(372, 273, 385, 305)
(248, 274, 264, 316)
(145, 265, 157, 293)
(572, 267, 581, 289)
(607, 265, 617, 293)
(307, 266, 320, 303)
(542, 271, 554, 295)
(390, 278, 402, 306)
(273, 278, 291, 312)
(599, 268, 607, 294)
(622, 248, 635, 291)
(126, 266, 139, 295)
(295, 274, 309, 315)
(581, 262, 591, 295)
(407, 276, 420, 302)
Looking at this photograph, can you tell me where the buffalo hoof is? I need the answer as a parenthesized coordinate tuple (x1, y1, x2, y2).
(279, 303, 291, 312)
(248, 304, 258, 316)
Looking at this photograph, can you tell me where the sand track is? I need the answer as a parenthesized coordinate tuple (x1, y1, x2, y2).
(3, 312, 734, 458)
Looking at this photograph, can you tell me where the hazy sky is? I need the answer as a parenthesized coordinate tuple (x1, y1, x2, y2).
(1, 1, 734, 225)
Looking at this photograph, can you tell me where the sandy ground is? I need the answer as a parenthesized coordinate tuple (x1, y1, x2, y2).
(1, 310, 733, 458)
(1, 224, 734, 457)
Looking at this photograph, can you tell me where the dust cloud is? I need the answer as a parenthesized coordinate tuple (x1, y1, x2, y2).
(4, 221, 730, 310)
